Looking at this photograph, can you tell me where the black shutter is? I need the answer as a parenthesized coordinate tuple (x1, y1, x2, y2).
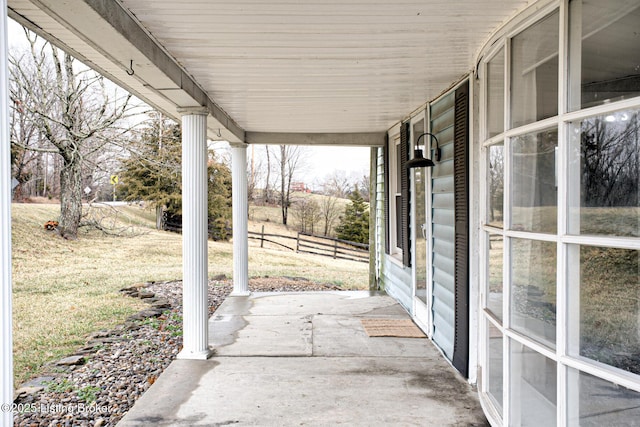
(400, 122, 411, 267)
(383, 134, 390, 255)
(452, 81, 470, 378)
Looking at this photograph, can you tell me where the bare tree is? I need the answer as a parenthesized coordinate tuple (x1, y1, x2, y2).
(247, 145, 266, 202)
(264, 145, 274, 204)
(357, 174, 371, 202)
(319, 194, 341, 236)
(276, 145, 306, 225)
(582, 113, 639, 207)
(322, 170, 352, 198)
(9, 88, 40, 200)
(488, 146, 504, 222)
(290, 197, 321, 234)
(9, 30, 136, 239)
(247, 145, 256, 201)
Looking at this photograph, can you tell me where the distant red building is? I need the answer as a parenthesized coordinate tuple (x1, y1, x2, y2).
(290, 182, 311, 193)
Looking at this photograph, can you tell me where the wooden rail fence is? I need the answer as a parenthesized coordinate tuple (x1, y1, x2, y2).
(248, 226, 369, 263)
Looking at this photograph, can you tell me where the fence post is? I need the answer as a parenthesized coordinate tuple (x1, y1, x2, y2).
(296, 232, 300, 252)
(333, 240, 338, 259)
(260, 224, 265, 248)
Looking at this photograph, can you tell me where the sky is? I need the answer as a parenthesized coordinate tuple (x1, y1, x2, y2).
(304, 146, 370, 184)
(234, 144, 370, 190)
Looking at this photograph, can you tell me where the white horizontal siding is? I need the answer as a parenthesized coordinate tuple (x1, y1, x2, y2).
(382, 256, 413, 312)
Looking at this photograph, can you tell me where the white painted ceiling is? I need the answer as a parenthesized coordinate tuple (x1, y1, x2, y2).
(8, 0, 533, 142)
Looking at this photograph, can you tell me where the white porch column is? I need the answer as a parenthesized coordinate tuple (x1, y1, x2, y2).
(230, 143, 249, 295)
(1, 2, 14, 425)
(177, 107, 211, 360)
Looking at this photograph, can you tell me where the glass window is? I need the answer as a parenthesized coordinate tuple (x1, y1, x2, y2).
(570, 246, 640, 375)
(511, 129, 558, 234)
(511, 238, 557, 348)
(511, 11, 559, 128)
(487, 48, 505, 137)
(567, 369, 640, 426)
(488, 143, 504, 228)
(510, 340, 557, 426)
(568, 109, 639, 237)
(568, 0, 640, 111)
(487, 234, 503, 321)
(413, 120, 427, 304)
(488, 322, 503, 411)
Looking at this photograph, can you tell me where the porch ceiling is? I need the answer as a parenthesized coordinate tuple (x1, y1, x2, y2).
(8, 0, 532, 144)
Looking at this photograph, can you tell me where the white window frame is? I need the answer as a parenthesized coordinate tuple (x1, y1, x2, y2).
(388, 132, 403, 261)
(409, 111, 431, 332)
(477, 1, 640, 426)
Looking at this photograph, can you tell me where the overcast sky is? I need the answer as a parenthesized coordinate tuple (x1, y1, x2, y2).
(235, 144, 370, 189)
(304, 146, 370, 183)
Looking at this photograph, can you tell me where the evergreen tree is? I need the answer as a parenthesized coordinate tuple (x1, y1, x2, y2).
(335, 188, 370, 244)
(207, 156, 232, 240)
(119, 114, 182, 215)
(119, 113, 232, 240)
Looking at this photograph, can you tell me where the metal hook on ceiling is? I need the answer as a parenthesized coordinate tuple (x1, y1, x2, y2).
(126, 60, 135, 76)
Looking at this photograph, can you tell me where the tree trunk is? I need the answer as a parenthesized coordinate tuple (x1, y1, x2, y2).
(59, 157, 83, 239)
(264, 146, 271, 204)
(156, 205, 162, 230)
(280, 146, 287, 225)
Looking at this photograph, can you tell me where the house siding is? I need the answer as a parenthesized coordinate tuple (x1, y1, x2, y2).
(375, 142, 413, 313)
(381, 257, 413, 313)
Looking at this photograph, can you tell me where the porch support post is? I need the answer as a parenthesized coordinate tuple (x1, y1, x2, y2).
(177, 107, 211, 360)
(1, 2, 14, 424)
(230, 143, 249, 295)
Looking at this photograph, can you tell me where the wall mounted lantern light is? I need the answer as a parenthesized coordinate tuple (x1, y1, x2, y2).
(406, 132, 441, 169)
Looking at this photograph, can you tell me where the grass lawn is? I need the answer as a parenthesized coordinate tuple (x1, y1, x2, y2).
(11, 202, 368, 386)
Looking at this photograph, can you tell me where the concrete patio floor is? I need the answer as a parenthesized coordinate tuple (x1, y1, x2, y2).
(118, 291, 489, 426)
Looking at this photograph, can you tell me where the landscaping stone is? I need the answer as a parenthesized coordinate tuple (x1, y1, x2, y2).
(125, 308, 164, 321)
(150, 299, 171, 310)
(55, 355, 86, 366)
(20, 376, 56, 388)
(13, 277, 338, 427)
(137, 290, 155, 299)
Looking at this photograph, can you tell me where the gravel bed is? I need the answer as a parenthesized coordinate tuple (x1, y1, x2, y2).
(12, 277, 339, 427)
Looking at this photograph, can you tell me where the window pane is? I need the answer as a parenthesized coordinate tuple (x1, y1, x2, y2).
(413, 120, 427, 303)
(487, 234, 503, 321)
(487, 47, 505, 137)
(488, 322, 503, 411)
(510, 340, 557, 427)
(488, 143, 504, 228)
(568, 369, 640, 427)
(571, 246, 640, 375)
(511, 239, 557, 348)
(568, 110, 640, 237)
(569, 0, 640, 111)
(511, 11, 559, 128)
(511, 129, 558, 234)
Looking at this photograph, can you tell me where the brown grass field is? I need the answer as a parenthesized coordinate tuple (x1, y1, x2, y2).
(11, 202, 368, 386)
